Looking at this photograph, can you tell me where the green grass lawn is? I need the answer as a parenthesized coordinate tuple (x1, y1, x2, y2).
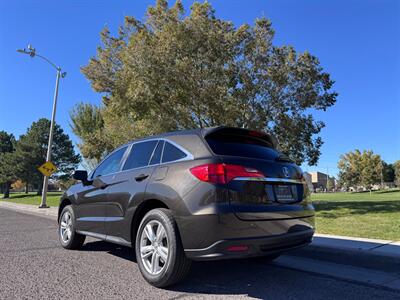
(1, 189, 400, 240)
(311, 189, 400, 240)
(1, 191, 63, 207)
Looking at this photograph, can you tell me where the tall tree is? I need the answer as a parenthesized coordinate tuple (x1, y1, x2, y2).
(75, 0, 337, 165)
(0, 152, 18, 198)
(69, 102, 107, 162)
(338, 150, 361, 188)
(382, 162, 395, 183)
(15, 118, 81, 195)
(359, 152, 382, 190)
(326, 177, 335, 192)
(0, 131, 15, 153)
(338, 150, 383, 190)
(0, 131, 16, 198)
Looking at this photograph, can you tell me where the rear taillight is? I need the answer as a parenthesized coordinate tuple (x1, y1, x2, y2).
(190, 163, 264, 184)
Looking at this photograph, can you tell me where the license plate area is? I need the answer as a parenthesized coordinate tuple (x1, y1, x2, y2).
(274, 185, 295, 203)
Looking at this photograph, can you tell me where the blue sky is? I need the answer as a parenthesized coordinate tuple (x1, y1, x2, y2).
(1, 0, 399, 176)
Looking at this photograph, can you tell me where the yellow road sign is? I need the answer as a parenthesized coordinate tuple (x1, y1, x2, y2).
(38, 161, 57, 177)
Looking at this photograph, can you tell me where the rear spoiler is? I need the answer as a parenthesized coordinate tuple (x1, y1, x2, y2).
(202, 126, 278, 149)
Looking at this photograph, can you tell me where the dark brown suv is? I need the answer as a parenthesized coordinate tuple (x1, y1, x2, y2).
(58, 126, 315, 287)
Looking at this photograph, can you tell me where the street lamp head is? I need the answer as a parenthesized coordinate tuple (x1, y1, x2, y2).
(17, 44, 62, 73)
(27, 44, 36, 57)
(16, 44, 36, 57)
(17, 48, 28, 54)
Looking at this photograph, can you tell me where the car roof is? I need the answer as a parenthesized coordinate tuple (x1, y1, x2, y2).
(120, 126, 277, 149)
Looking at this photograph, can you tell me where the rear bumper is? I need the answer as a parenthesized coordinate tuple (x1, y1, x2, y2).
(184, 228, 314, 261)
(176, 202, 315, 261)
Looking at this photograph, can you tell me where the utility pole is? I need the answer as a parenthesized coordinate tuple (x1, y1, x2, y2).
(17, 44, 66, 208)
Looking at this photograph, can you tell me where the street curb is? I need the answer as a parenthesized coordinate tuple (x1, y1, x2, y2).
(0, 201, 58, 221)
(289, 235, 400, 274)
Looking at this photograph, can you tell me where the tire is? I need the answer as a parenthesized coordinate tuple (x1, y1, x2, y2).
(58, 205, 85, 250)
(135, 208, 191, 288)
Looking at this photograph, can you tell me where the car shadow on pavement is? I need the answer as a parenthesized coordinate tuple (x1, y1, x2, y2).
(80, 240, 302, 298)
(81, 240, 137, 262)
(171, 259, 293, 298)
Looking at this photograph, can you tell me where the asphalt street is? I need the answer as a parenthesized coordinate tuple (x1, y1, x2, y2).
(0, 207, 399, 300)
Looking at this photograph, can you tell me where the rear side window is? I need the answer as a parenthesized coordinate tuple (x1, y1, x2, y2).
(123, 141, 158, 170)
(206, 134, 280, 161)
(162, 142, 186, 163)
(92, 146, 127, 178)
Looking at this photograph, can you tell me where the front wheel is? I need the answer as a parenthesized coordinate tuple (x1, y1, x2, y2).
(58, 205, 85, 250)
(135, 208, 191, 287)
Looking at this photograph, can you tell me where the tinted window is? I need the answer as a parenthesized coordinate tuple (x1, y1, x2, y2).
(92, 147, 127, 178)
(162, 142, 186, 163)
(149, 140, 164, 165)
(206, 135, 279, 161)
(123, 141, 158, 170)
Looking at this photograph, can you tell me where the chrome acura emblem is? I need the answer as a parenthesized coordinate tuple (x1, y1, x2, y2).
(282, 167, 290, 178)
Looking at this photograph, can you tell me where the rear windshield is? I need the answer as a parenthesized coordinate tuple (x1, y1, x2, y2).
(206, 134, 280, 161)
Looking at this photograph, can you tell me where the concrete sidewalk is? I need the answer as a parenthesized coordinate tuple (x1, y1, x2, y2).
(289, 234, 400, 273)
(0, 201, 58, 220)
(313, 233, 400, 258)
(1, 200, 399, 271)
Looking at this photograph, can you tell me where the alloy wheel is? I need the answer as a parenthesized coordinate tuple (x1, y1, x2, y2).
(60, 211, 72, 243)
(140, 220, 169, 275)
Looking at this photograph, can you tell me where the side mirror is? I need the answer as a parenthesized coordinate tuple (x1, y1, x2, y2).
(72, 170, 88, 182)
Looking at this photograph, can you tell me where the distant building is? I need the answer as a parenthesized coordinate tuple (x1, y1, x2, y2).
(302, 172, 314, 192)
(306, 171, 336, 192)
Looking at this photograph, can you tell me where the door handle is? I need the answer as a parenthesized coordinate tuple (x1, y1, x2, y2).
(135, 174, 149, 182)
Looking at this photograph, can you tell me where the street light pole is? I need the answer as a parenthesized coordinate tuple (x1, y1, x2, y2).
(17, 44, 66, 208)
(40, 68, 61, 208)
